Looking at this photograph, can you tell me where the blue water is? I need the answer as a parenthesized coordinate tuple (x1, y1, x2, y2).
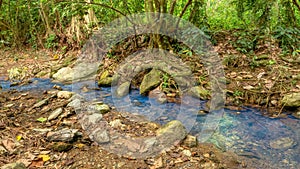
(1, 78, 299, 169)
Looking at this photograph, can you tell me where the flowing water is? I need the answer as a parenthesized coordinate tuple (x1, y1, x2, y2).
(1, 78, 299, 169)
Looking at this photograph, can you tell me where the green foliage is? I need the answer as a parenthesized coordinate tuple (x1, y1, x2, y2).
(0, 0, 299, 56)
(273, 26, 300, 55)
(231, 31, 257, 54)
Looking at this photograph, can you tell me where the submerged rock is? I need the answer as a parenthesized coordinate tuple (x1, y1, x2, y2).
(115, 81, 131, 97)
(140, 69, 162, 95)
(270, 137, 296, 149)
(149, 87, 167, 104)
(281, 93, 300, 107)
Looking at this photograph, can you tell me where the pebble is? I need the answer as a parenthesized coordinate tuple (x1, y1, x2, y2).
(48, 108, 63, 121)
(46, 128, 79, 142)
(182, 135, 198, 148)
(57, 91, 73, 99)
(182, 149, 192, 157)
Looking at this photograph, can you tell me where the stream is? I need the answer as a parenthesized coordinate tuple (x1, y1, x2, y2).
(1, 78, 299, 169)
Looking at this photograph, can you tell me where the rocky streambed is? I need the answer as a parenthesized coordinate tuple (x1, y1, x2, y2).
(1, 77, 299, 169)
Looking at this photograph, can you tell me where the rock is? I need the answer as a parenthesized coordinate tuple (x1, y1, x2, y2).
(156, 120, 187, 146)
(182, 135, 198, 148)
(87, 113, 103, 125)
(67, 98, 81, 109)
(1, 162, 26, 169)
(90, 128, 110, 144)
(109, 119, 123, 128)
(32, 98, 48, 108)
(0, 85, 2, 90)
(48, 108, 63, 121)
(281, 93, 300, 107)
(57, 91, 73, 99)
(48, 142, 73, 152)
(292, 111, 300, 119)
(189, 86, 210, 100)
(53, 62, 98, 82)
(98, 77, 113, 87)
(270, 137, 296, 149)
(149, 87, 167, 104)
(99, 70, 110, 80)
(94, 103, 110, 114)
(140, 69, 161, 95)
(52, 67, 73, 82)
(115, 81, 130, 97)
(46, 128, 79, 142)
(182, 149, 192, 157)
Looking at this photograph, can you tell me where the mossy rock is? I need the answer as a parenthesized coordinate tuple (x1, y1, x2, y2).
(281, 93, 300, 107)
(140, 69, 162, 95)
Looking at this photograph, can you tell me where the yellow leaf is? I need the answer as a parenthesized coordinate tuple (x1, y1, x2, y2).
(75, 143, 85, 149)
(16, 135, 22, 141)
(53, 54, 59, 60)
(38, 154, 50, 162)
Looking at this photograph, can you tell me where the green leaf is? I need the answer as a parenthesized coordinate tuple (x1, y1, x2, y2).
(37, 117, 47, 123)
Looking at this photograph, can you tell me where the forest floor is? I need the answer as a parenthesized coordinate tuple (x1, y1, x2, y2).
(0, 37, 299, 169)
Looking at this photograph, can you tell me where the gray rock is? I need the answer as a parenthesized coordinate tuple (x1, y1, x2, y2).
(46, 128, 79, 142)
(32, 98, 48, 108)
(91, 128, 110, 144)
(270, 137, 296, 149)
(156, 120, 187, 146)
(53, 62, 98, 82)
(189, 86, 210, 100)
(57, 91, 73, 99)
(115, 81, 131, 97)
(87, 113, 103, 125)
(48, 108, 63, 121)
(67, 99, 81, 109)
(140, 69, 162, 95)
(52, 67, 73, 82)
(281, 93, 300, 107)
(1, 162, 26, 169)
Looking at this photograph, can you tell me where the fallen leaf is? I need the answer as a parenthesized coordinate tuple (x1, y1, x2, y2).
(38, 154, 50, 162)
(243, 85, 254, 90)
(36, 117, 47, 123)
(16, 135, 22, 141)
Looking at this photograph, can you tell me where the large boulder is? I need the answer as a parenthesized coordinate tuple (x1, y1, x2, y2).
(140, 69, 161, 95)
(52, 62, 98, 83)
(281, 93, 300, 107)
